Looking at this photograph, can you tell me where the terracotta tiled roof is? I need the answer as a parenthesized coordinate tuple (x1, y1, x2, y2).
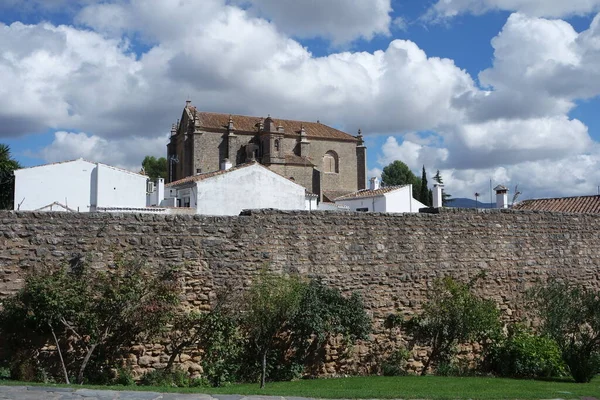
(188, 108, 357, 142)
(167, 161, 306, 189)
(166, 163, 256, 187)
(513, 195, 600, 213)
(334, 185, 409, 201)
(323, 190, 356, 203)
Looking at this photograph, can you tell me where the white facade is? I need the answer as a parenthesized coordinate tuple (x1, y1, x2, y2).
(14, 159, 147, 212)
(167, 163, 307, 216)
(335, 185, 427, 213)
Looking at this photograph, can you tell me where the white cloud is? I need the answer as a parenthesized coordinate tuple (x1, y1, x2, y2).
(35, 131, 167, 172)
(428, 0, 600, 19)
(3, 1, 600, 199)
(235, 0, 392, 44)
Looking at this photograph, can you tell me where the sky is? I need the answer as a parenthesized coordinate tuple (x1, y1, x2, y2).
(2, 0, 600, 201)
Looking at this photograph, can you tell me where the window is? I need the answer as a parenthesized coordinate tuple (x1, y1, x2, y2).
(356, 207, 369, 212)
(323, 151, 338, 173)
(274, 139, 280, 152)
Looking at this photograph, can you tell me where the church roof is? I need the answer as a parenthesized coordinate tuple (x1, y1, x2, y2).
(512, 195, 600, 213)
(188, 108, 358, 142)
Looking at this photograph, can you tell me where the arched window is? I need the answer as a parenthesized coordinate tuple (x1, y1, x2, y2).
(274, 139, 280, 152)
(323, 151, 338, 173)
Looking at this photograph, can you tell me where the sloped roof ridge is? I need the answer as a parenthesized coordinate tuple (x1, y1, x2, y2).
(189, 109, 357, 141)
(335, 185, 410, 200)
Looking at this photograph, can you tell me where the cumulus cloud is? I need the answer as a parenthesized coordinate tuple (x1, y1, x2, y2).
(3, 0, 600, 199)
(0, 2, 475, 139)
(236, 0, 392, 44)
(427, 0, 600, 20)
(35, 131, 167, 172)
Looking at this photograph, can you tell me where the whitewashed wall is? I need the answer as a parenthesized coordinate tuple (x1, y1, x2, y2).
(335, 195, 386, 212)
(335, 185, 427, 213)
(14, 159, 96, 211)
(384, 186, 427, 213)
(95, 164, 147, 209)
(178, 164, 306, 216)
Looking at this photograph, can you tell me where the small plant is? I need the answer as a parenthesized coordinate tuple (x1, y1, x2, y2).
(487, 325, 566, 379)
(115, 367, 136, 386)
(381, 348, 410, 376)
(139, 369, 190, 387)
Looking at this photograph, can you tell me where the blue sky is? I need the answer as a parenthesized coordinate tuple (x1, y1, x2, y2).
(2, 0, 600, 199)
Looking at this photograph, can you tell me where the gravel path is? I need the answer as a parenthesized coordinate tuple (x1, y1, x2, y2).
(0, 386, 316, 400)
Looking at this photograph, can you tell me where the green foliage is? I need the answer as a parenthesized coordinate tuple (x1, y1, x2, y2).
(142, 156, 168, 180)
(402, 276, 501, 375)
(381, 348, 410, 376)
(140, 369, 191, 387)
(487, 325, 566, 379)
(419, 166, 430, 206)
(0, 258, 181, 384)
(433, 170, 453, 205)
(381, 161, 422, 197)
(115, 367, 136, 386)
(240, 271, 305, 388)
(199, 311, 244, 387)
(531, 280, 600, 383)
(239, 274, 371, 387)
(0, 144, 21, 210)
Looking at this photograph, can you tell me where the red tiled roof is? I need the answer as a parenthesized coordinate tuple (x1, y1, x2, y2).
(166, 163, 256, 187)
(513, 195, 600, 213)
(322, 190, 355, 203)
(334, 185, 409, 201)
(187, 108, 357, 142)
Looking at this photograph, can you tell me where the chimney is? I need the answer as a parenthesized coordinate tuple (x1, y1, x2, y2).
(221, 158, 233, 171)
(369, 177, 380, 191)
(157, 178, 165, 205)
(433, 183, 444, 208)
(495, 185, 509, 209)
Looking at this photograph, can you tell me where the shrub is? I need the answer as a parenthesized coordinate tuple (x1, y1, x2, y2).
(402, 276, 501, 375)
(0, 257, 181, 384)
(488, 326, 566, 379)
(531, 280, 600, 383)
(139, 369, 190, 387)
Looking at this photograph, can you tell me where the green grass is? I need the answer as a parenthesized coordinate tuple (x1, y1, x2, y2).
(3, 375, 600, 399)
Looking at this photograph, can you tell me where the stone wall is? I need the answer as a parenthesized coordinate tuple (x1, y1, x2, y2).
(1, 208, 599, 375)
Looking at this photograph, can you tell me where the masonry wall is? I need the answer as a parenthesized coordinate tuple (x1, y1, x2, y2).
(1, 209, 599, 375)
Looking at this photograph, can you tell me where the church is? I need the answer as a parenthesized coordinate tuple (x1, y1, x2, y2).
(167, 101, 367, 201)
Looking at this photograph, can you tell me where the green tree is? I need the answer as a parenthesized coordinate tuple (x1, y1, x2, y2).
(0, 144, 21, 210)
(142, 156, 168, 180)
(240, 271, 305, 388)
(419, 166, 430, 206)
(0, 258, 180, 384)
(531, 280, 600, 383)
(381, 161, 422, 199)
(402, 276, 501, 375)
(433, 170, 453, 206)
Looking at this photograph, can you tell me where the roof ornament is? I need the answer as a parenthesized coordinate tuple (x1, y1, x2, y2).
(228, 115, 235, 131)
(356, 128, 364, 145)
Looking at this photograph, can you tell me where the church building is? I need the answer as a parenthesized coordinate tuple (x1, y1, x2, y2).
(167, 101, 367, 201)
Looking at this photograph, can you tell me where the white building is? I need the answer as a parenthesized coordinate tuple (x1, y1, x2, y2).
(334, 177, 427, 213)
(165, 161, 313, 215)
(14, 159, 147, 212)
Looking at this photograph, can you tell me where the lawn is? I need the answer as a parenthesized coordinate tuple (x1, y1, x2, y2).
(4, 375, 600, 399)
